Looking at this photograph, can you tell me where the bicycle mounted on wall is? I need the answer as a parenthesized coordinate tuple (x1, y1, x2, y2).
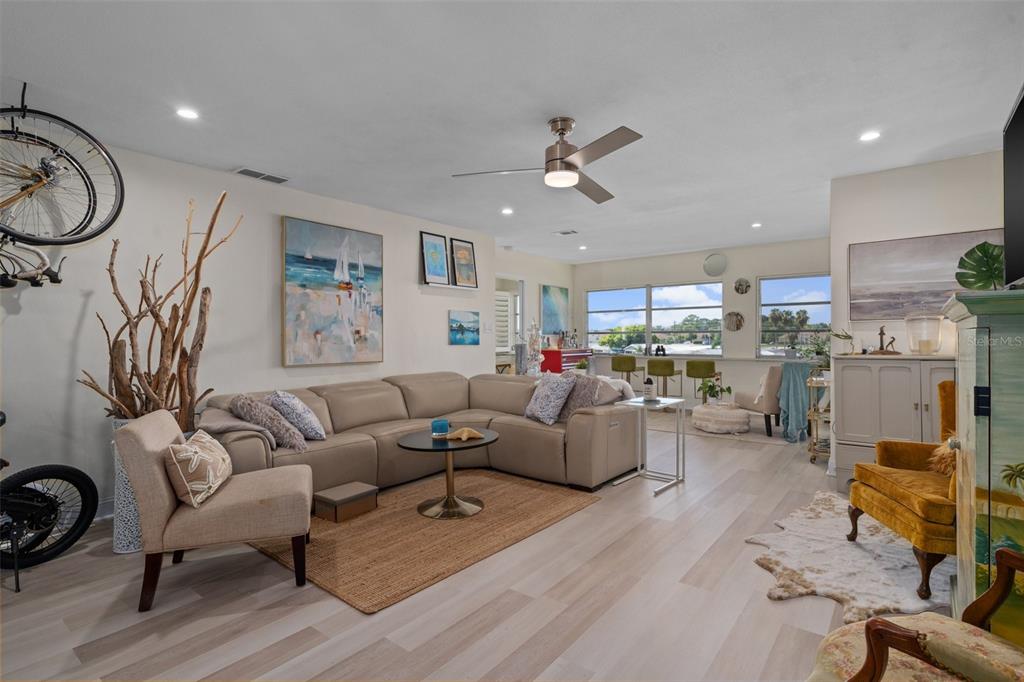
(1, 85, 124, 591)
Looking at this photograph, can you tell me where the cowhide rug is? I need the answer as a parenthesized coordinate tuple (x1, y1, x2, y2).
(746, 490, 955, 623)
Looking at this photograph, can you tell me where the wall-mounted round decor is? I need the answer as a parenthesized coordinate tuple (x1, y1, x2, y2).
(734, 278, 751, 295)
(702, 253, 727, 277)
(724, 311, 745, 331)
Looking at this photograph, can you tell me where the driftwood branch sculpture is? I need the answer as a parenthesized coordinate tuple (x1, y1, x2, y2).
(77, 192, 241, 432)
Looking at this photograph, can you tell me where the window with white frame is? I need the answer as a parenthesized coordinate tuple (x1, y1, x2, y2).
(758, 275, 831, 357)
(494, 289, 520, 353)
(586, 283, 723, 355)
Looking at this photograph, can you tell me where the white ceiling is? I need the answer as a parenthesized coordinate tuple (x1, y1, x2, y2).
(2, 1, 1023, 263)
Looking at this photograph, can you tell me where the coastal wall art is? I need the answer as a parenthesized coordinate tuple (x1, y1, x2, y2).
(848, 228, 1003, 320)
(282, 216, 384, 365)
(420, 231, 450, 285)
(450, 238, 478, 287)
(540, 284, 570, 334)
(448, 310, 481, 345)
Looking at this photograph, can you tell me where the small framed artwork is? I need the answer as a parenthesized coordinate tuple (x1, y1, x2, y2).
(420, 231, 450, 285)
(540, 284, 570, 334)
(448, 310, 481, 345)
(450, 238, 478, 288)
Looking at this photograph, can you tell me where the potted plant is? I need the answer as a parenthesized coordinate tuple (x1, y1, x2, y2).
(801, 335, 831, 370)
(573, 359, 589, 375)
(698, 373, 732, 404)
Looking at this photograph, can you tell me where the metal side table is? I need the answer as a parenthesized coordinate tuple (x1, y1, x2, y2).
(612, 396, 685, 495)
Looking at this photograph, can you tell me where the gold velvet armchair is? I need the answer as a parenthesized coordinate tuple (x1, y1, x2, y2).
(846, 381, 957, 599)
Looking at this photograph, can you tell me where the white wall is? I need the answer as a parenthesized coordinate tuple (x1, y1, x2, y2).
(1, 148, 498, 503)
(830, 151, 1004, 355)
(493, 246, 574, 339)
(572, 238, 830, 398)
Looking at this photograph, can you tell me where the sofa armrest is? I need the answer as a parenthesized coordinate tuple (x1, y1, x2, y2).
(565, 406, 639, 488)
(875, 440, 936, 471)
(215, 431, 273, 473)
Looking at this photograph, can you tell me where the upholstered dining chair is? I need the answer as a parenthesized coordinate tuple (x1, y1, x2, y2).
(611, 355, 645, 385)
(734, 365, 783, 436)
(646, 358, 683, 396)
(685, 360, 716, 403)
(114, 410, 313, 612)
(807, 548, 1024, 681)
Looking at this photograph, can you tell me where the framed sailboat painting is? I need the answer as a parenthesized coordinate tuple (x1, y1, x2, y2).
(282, 216, 384, 365)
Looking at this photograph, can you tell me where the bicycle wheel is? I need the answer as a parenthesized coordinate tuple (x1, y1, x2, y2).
(0, 108, 124, 246)
(1, 464, 98, 569)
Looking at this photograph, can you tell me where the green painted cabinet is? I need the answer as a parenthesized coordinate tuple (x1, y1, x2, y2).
(944, 290, 1024, 645)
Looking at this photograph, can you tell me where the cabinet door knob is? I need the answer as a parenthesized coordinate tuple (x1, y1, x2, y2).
(913, 402, 919, 411)
(924, 403, 930, 412)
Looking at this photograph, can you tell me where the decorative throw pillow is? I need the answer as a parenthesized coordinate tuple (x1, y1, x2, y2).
(595, 377, 631, 404)
(165, 430, 233, 508)
(524, 371, 577, 425)
(559, 374, 603, 421)
(929, 437, 958, 476)
(263, 390, 326, 440)
(229, 394, 307, 452)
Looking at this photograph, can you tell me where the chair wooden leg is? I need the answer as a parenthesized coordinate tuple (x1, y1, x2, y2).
(774, 413, 780, 426)
(171, 550, 185, 564)
(847, 505, 864, 541)
(913, 548, 945, 599)
(764, 414, 773, 437)
(139, 553, 163, 612)
(291, 535, 306, 586)
(305, 532, 310, 545)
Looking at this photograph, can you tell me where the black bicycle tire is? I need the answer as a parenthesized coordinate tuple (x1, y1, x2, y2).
(0, 107, 124, 246)
(1, 464, 98, 569)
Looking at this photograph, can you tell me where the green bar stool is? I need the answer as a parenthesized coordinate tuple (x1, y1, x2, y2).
(646, 358, 683, 396)
(686, 360, 717, 403)
(611, 355, 645, 385)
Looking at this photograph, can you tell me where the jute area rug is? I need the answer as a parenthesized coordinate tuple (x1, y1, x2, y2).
(252, 469, 597, 614)
(746, 490, 955, 623)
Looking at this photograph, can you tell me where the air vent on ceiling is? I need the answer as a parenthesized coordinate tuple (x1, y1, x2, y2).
(553, 229, 578, 236)
(234, 167, 289, 184)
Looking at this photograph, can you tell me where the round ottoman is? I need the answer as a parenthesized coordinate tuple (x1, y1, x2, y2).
(691, 403, 750, 434)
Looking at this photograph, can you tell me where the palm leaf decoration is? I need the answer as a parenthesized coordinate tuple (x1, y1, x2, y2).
(955, 241, 1005, 291)
(1001, 463, 1024, 493)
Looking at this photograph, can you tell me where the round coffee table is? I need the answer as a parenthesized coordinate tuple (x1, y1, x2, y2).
(691, 402, 751, 434)
(397, 428, 499, 519)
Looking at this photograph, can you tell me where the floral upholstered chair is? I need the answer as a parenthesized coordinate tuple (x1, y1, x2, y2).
(807, 548, 1024, 681)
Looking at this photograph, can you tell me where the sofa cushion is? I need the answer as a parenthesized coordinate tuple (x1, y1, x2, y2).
(525, 371, 576, 425)
(229, 394, 307, 451)
(912, 611, 1024, 681)
(263, 390, 327, 440)
(207, 388, 333, 436)
(854, 463, 955, 525)
(487, 415, 567, 484)
(310, 380, 408, 432)
(163, 465, 312, 550)
(347, 418, 439, 487)
(273, 432, 378, 491)
(469, 374, 536, 414)
(384, 372, 469, 418)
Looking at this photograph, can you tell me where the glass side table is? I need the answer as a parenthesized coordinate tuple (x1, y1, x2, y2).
(612, 396, 686, 496)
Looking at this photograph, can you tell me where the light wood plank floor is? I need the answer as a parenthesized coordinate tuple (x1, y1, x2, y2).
(1, 429, 843, 681)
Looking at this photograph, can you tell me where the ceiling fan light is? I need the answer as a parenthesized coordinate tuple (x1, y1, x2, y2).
(544, 169, 579, 188)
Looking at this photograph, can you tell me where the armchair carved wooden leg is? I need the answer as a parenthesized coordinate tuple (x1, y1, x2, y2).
(912, 547, 946, 600)
(139, 553, 163, 612)
(846, 505, 864, 542)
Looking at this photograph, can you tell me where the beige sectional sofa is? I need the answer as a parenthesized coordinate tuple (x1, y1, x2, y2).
(203, 372, 639, 492)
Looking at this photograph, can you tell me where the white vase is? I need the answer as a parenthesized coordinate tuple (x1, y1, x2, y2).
(111, 418, 143, 554)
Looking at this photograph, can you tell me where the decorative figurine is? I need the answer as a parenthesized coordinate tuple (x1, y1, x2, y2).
(526, 320, 543, 376)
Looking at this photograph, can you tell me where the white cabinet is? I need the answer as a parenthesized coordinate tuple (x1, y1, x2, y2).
(833, 356, 955, 492)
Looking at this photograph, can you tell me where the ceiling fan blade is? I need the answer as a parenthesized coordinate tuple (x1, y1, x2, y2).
(563, 126, 642, 168)
(573, 171, 614, 204)
(451, 168, 543, 178)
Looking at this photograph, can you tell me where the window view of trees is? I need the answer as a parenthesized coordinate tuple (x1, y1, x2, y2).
(587, 284, 723, 355)
(759, 276, 831, 356)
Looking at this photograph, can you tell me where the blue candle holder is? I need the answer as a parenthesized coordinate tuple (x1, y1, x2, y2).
(431, 418, 449, 439)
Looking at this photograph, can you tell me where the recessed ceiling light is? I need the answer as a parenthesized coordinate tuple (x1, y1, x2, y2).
(751, 222, 763, 229)
(501, 207, 514, 216)
(859, 130, 881, 142)
(176, 107, 199, 120)
(579, 245, 588, 250)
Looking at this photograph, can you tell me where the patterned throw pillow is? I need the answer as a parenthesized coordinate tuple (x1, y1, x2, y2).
(263, 390, 326, 440)
(559, 374, 603, 421)
(525, 371, 577, 425)
(165, 430, 233, 508)
(229, 394, 307, 452)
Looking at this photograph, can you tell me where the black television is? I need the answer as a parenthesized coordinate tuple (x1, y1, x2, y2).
(1005, 81, 1024, 288)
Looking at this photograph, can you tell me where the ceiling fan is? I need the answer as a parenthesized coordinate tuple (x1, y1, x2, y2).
(452, 117, 642, 204)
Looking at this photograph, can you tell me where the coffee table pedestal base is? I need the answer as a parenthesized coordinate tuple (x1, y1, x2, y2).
(418, 495, 483, 519)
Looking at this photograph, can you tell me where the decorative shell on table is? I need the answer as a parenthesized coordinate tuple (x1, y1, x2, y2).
(734, 278, 751, 294)
(724, 311, 745, 331)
